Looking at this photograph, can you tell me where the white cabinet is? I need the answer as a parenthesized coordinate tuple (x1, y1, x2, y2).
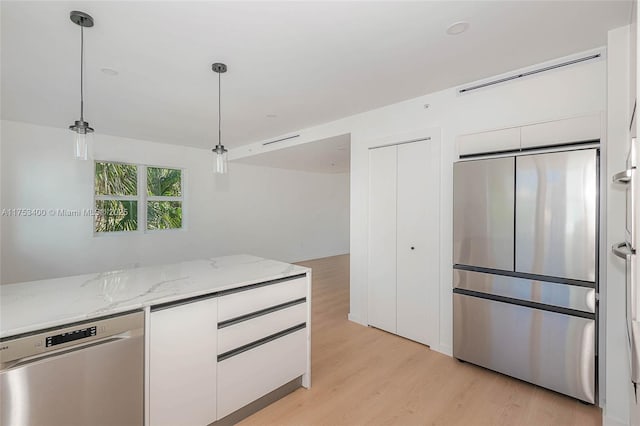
(457, 127, 520, 157)
(148, 273, 311, 425)
(149, 297, 218, 426)
(215, 277, 310, 421)
(368, 139, 440, 346)
(520, 114, 601, 149)
(457, 115, 602, 158)
(217, 328, 307, 419)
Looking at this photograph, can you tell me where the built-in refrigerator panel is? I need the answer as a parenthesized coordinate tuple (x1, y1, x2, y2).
(453, 157, 515, 271)
(515, 149, 597, 282)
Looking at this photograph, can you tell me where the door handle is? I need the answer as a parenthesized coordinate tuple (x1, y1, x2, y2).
(612, 242, 635, 259)
(613, 169, 633, 184)
(0, 332, 138, 372)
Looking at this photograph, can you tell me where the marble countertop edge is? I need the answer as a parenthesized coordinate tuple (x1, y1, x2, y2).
(1, 255, 310, 339)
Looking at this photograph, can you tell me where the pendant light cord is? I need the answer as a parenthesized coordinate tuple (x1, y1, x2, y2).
(80, 25, 84, 123)
(218, 70, 221, 146)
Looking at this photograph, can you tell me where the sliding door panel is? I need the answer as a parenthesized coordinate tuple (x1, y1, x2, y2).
(368, 146, 397, 333)
(396, 140, 439, 346)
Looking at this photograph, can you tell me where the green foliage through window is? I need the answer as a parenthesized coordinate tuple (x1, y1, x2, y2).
(147, 201, 182, 230)
(95, 162, 137, 196)
(147, 167, 182, 197)
(94, 162, 183, 233)
(95, 200, 138, 232)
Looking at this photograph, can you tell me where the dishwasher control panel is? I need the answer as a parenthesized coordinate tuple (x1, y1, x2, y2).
(46, 326, 97, 347)
(1, 311, 144, 367)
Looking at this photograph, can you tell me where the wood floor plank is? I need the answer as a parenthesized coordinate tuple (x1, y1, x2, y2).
(238, 254, 601, 426)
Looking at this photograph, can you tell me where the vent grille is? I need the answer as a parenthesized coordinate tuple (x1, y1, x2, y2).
(458, 53, 602, 95)
(262, 134, 300, 146)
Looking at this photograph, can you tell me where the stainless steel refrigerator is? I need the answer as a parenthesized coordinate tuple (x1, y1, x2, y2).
(453, 148, 598, 404)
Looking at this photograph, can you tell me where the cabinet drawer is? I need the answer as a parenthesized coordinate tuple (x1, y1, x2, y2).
(218, 301, 307, 355)
(217, 328, 307, 420)
(218, 276, 307, 322)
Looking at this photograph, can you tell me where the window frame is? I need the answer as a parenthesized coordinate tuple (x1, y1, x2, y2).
(93, 160, 186, 236)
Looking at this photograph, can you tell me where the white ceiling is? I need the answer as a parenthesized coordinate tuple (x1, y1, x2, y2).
(234, 133, 350, 173)
(1, 1, 631, 151)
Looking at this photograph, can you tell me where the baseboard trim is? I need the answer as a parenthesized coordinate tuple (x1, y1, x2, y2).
(602, 412, 628, 426)
(211, 377, 302, 426)
(348, 313, 366, 326)
(431, 343, 453, 357)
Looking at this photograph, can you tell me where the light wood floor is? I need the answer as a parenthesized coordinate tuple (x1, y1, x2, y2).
(240, 254, 601, 426)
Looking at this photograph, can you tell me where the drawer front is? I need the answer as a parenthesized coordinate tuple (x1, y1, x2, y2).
(218, 276, 307, 322)
(218, 301, 307, 355)
(217, 328, 307, 419)
(453, 293, 595, 403)
(453, 269, 596, 313)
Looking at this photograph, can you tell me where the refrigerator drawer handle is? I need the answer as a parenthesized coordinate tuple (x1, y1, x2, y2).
(612, 242, 635, 259)
(613, 169, 633, 184)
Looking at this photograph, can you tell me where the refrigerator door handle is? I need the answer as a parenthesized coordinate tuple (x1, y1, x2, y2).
(613, 169, 633, 184)
(612, 242, 636, 259)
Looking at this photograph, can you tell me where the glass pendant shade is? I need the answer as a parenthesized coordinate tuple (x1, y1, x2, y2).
(213, 144, 228, 174)
(73, 128, 93, 160)
(70, 120, 94, 160)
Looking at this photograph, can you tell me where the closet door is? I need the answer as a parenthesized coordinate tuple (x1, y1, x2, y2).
(368, 145, 397, 333)
(396, 140, 439, 345)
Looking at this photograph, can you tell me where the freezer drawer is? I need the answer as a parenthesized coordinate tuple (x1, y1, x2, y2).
(453, 268, 595, 313)
(515, 149, 597, 282)
(453, 293, 595, 403)
(453, 157, 515, 271)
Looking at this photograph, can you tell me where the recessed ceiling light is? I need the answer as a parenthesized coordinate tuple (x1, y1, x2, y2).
(446, 21, 469, 36)
(100, 67, 119, 76)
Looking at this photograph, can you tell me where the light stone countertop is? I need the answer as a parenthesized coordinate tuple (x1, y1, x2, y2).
(0, 254, 309, 339)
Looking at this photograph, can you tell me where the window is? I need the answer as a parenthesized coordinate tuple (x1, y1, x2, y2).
(146, 167, 183, 230)
(94, 161, 183, 233)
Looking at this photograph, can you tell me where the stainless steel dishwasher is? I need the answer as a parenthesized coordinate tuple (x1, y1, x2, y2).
(0, 310, 144, 426)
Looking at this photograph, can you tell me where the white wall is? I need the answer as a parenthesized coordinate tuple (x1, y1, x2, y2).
(0, 120, 350, 284)
(232, 50, 607, 356)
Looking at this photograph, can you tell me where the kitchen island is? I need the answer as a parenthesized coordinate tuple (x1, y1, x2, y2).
(1, 255, 312, 426)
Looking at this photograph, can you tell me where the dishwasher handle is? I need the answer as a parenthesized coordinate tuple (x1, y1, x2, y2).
(1, 331, 139, 372)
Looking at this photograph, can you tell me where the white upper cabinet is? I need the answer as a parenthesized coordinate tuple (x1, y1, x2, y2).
(520, 114, 601, 149)
(457, 127, 520, 157)
(457, 114, 601, 157)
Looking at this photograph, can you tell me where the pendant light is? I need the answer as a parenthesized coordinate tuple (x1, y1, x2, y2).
(212, 63, 228, 174)
(69, 11, 94, 161)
